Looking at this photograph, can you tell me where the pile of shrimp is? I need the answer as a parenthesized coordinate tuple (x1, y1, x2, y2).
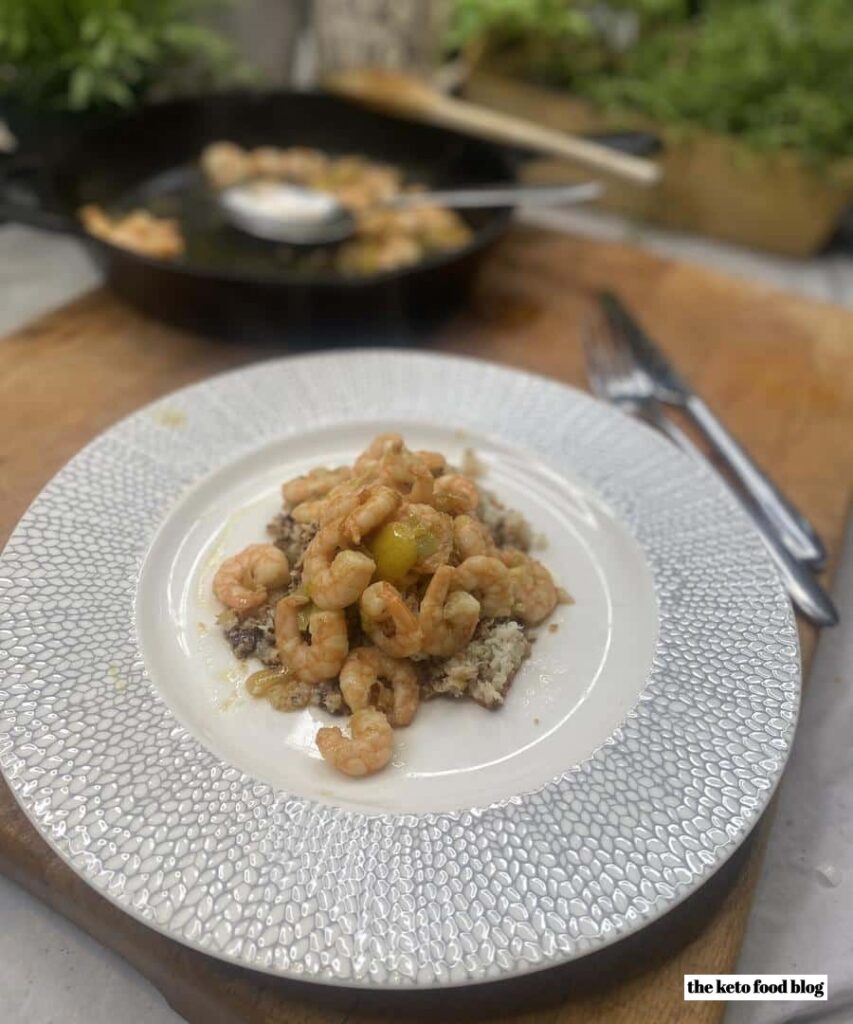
(200, 142, 472, 275)
(213, 434, 562, 778)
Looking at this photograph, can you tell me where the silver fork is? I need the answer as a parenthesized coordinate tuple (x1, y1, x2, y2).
(581, 313, 838, 627)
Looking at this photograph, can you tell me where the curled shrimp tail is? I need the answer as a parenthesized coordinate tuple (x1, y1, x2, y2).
(303, 521, 376, 610)
(282, 466, 352, 508)
(354, 433, 404, 471)
(213, 544, 290, 613)
(505, 553, 559, 624)
(339, 646, 421, 727)
(275, 594, 349, 683)
(359, 582, 422, 658)
(432, 474, 479, 516)
(453, 514, 495, 560)
(453, 555, 512, 618)
(316, 708, 394, 777)
(419, 565, 480, 657)
(342, 485, 401, 545)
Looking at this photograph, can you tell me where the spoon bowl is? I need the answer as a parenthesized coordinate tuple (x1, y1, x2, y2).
(219, 181, 357, 244)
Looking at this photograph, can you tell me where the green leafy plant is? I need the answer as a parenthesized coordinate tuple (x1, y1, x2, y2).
(0, 0, 248, 111)
(451, 0, 853, 161)
(449, 0, 593, 48)
(449, 0, 688, 51)
(583, 0, 853, 161)
(449, 0, 685, 44)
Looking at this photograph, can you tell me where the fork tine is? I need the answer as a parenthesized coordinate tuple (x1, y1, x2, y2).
(580, 313, 612, 399)
(582, 309, 632, 400)
(590, 311, 634, 378)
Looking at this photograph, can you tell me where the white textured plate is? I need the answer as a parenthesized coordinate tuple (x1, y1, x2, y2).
(0, 350, 799, 988)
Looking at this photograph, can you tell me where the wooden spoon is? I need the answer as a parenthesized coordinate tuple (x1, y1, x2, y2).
(325, 67, 661, 188)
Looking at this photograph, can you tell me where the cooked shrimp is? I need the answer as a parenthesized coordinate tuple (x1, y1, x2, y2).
(79, 206, 184, 260)
(354, 437, 435, 503)
(359, 582, 422, 658)
(453, 514, 496, 560)
(282, 466, 351, 508)
(454, 555, 512, 618)
(379, 450, 434, 504)
(499, 549, 559, 625)
(408, 205, 472, 250)
(302, 521, 375, 609)
(316, 707, 394, 777)
(404, 503, 453, 574)
(339, 646, 420, 726)
(355, 207, 404, 238)
(78, 204, 113, 238)
(200, 141, 251, 189)
(354, 433, 404, 471)
(338, 235, 423, 273)
(276, 146, 329, 182)
(291, 476, 373, 527)
(293, 464, 393, 527)
(416, 450, 447, 476)
(496, 547, 526, 568)
(432, 474, 479, 515)
(342, 485, 401, 545)
(330, 161, 401, 210)
(213, 544, 290, 613)
(275, 594, 348, 683)
(250, 145, 288, 178)
(290, 481, 365, 527)
(290, 498, 328, 525)
(419, 566, 481, 657)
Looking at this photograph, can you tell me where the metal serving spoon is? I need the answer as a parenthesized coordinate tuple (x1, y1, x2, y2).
(219, 179, 603, 245)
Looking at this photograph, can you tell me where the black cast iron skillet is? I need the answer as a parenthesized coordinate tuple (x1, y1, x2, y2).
(0, 91, 658, 342)
(0, 91, 516, 340)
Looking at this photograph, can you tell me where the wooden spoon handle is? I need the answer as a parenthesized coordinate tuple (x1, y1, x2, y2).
(325, 68, 661, 187)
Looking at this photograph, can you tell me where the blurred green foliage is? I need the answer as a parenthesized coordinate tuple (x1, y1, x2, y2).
(451, 0, 853, 161)
(450, 0, 595, 47)
(450, 0, 685, 44)
(0, 0, 248, 111)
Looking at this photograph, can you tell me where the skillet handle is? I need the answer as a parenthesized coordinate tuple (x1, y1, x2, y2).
(0, 155, 77, 234)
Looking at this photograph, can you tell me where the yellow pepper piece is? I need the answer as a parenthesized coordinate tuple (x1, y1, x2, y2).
(368, 520, 419, 584)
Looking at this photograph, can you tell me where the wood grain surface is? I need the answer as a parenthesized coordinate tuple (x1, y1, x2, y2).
(1, 227, 851, 1024)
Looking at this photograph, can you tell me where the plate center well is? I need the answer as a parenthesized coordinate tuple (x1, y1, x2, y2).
(137, 421, 658, 814)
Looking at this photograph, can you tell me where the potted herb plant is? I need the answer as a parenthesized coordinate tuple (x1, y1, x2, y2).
(453, 0, 853, 255)
(0, 0, 247, 152)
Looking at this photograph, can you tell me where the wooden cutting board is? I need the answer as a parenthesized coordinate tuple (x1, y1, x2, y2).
(1, 227, 852, 1024)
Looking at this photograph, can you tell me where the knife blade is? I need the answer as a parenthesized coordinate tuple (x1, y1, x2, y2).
(598, 291, 828, 569)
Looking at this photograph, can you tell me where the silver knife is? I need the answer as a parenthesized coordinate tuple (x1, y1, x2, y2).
(599, 291, 828, 569)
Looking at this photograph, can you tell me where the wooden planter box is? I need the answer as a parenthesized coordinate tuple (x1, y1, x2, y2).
(463, 60, 853, 257)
